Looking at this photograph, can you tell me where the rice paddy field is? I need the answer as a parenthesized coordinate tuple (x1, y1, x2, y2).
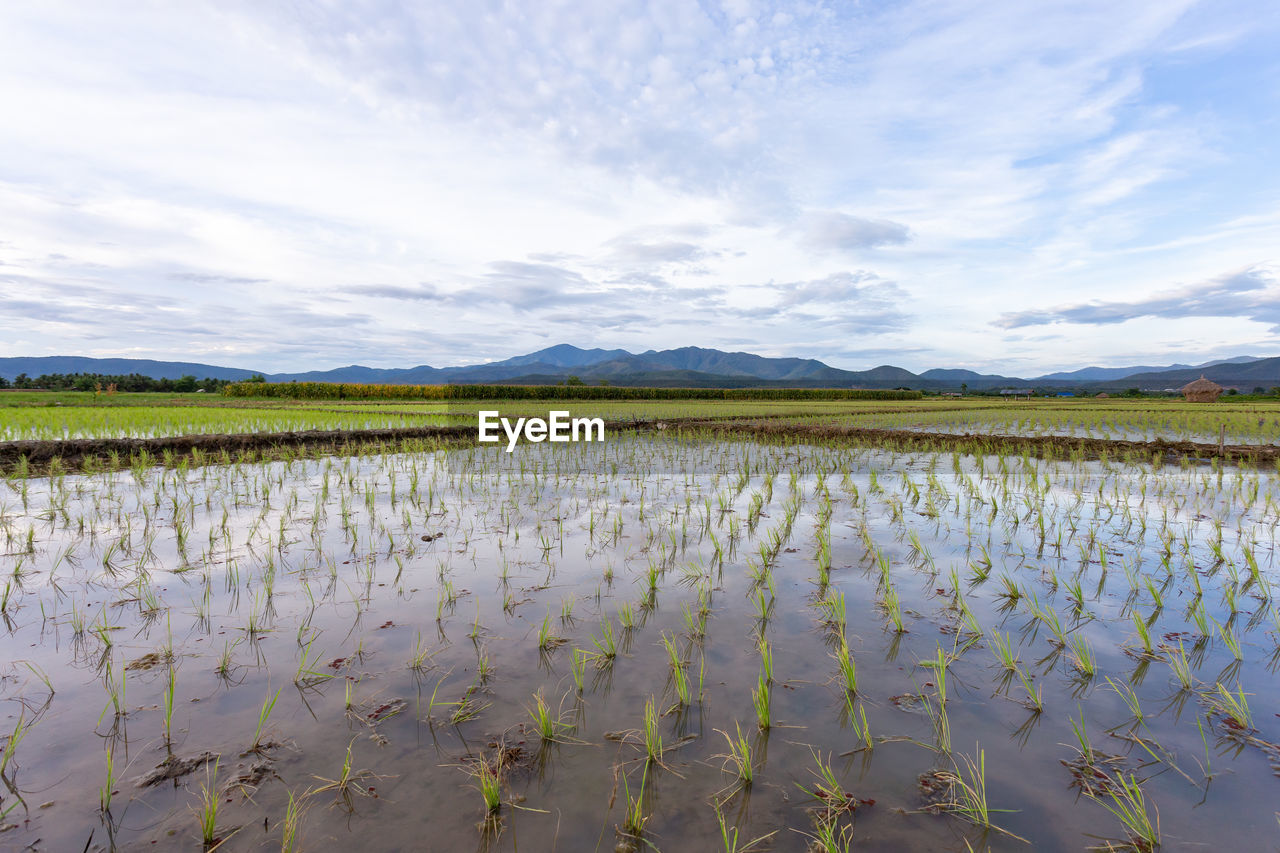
(1, 393, 1279, 851)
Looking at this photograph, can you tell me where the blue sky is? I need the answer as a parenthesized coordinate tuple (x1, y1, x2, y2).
(1, 1, 1277, 374)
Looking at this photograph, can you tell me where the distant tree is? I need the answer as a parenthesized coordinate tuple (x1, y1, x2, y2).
(960, 383, 968, 395)
(13, 373, 31, 389)
(597, 379, 610, 386)
(1124, 387, 1142, 398)
(1252, 386, 1265, 394)
(0, 376, 9, 389)
(245, 374, 267, 383)
(1226, 387, 1238, 396)
(564, 375, 585, 386)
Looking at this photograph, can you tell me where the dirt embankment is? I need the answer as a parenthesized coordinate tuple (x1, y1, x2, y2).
(0, 417, 1271, 474)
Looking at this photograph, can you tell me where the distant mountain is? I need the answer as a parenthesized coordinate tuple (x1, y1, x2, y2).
(1097, 357, 1280, 391)
(1035, 356, 1260, 383)
(0, 356, 261, 381)
(2, 348, 1273, 391)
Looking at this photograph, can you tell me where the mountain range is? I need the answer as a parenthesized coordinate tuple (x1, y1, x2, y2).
(1, 347, 1275, 391)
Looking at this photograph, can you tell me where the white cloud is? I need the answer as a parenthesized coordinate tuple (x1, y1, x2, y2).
(0, 0, 1276, 373)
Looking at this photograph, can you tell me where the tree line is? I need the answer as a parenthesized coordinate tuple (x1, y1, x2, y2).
(0, 372, 239, 392)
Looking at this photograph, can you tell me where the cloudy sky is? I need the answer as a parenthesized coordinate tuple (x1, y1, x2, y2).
(2, 1, 1278, 374)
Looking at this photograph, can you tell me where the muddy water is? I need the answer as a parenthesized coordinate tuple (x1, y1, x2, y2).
(0, 437, 1277, 851)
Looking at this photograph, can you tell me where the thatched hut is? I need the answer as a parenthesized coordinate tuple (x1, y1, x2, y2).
(1181, 375, 1223, 403)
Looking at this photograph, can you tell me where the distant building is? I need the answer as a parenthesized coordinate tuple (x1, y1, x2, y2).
(1000, 388, 1033, 397)
(1181, 375, 1223, 403)
(1095, 392, 1110, 398)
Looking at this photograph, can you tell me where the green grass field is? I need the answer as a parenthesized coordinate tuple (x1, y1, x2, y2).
(3, 390, 1279, 445)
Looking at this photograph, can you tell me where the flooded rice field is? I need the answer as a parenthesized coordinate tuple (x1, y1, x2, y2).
(1, 436, 1278, 851)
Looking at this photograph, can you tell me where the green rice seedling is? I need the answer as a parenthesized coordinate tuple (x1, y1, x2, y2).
(618, 765, 650, 842)
(99, 745, 116, 812)
(294, 638, 332, 686)
(1106, 677, 1145, 726)
(880, 585, 906, 633)
(618, 601, 636, 630)
(989, 631, 1019, 670)
(1168, 642, 1195, 690)
(855, 696, 875, 753)
(1087, 773, 1159, 852)
(752, 672, 772, 730)
(713, 803, 776, 852)
(476, 756, 502, 814)
(1017, 667, 1043, 713)
(252, 688, 281, 752)
(642, 696, 663, 763)
(715, 722, 754, 786)
(311, 740, 377, 811)
(538, 612, 566, 651)
(162, 666, 177, 744)
(995, 574, 1022, 604)
(1068, 712, 1095, 764)
(1215, 619, 1243, 660)
(194, 759, 223, 848)
(280, 790, 306, 853)
(408, 631, 433, 671)
(528, 690, 569, 742)
(968, 546, 992, 582)
(803, 817, 855, 853)
(944, 748, 1022, 839)
(570, 648, 588, 692)
(920, 645, 949, 704)
(1208, 682, 1253, 731)
(1131, 612, 1154, 657)
(1067, 634, 1096, 677)
(1189, 600, 1210, 638)
(590, 618, 617, 665)
(833, 642, 857, 694)
(758, 638, 774, 684)
(798, 748, 857, 820)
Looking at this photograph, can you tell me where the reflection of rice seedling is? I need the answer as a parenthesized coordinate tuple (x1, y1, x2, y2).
(1086, 773, 1159, 852)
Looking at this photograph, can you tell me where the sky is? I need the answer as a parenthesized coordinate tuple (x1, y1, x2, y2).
(1, 1, 1278, 375)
